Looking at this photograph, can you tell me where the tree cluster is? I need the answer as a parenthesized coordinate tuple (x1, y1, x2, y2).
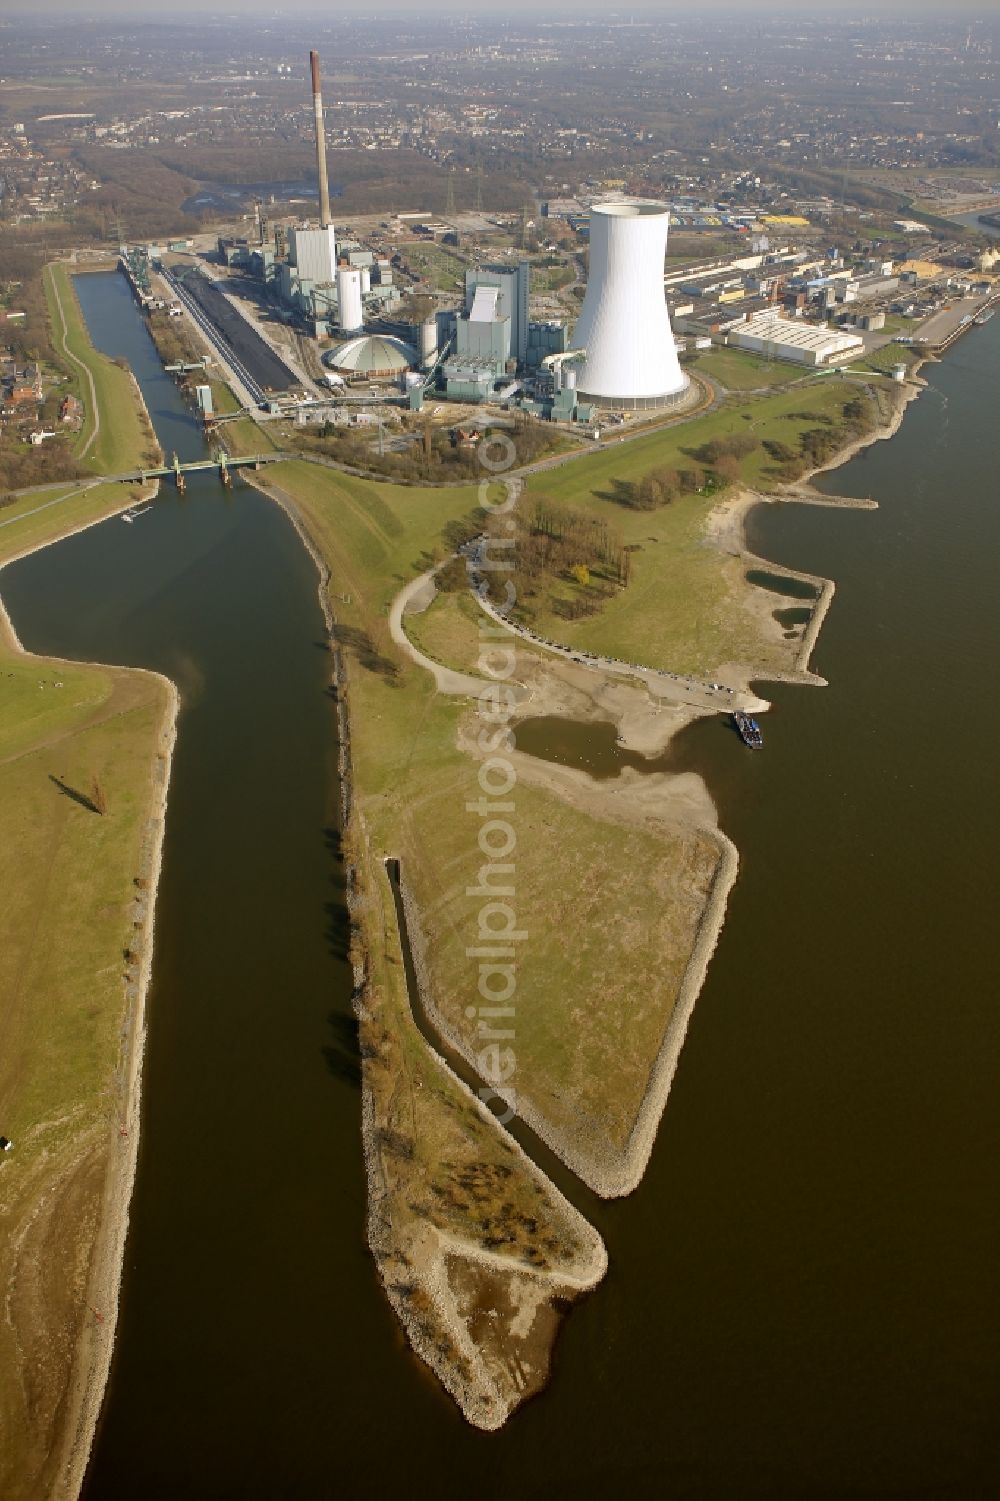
(632, 465, 683, 509)
(761, 393, 878, 483)
(693, 433, 759, 465)
(483, 498, 631, 621)
(287, 411, 559, 485)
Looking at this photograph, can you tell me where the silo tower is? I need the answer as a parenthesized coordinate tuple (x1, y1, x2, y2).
(336, 266, 364, 333)
(571, 202, 687, 409)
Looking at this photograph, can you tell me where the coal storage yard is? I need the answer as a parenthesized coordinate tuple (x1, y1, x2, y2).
(175, 269, 300, 396)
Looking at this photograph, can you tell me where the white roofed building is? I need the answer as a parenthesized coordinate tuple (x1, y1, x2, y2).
(727, 311, 865, 367)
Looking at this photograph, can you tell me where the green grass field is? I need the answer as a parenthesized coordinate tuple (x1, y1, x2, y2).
(509, 377, 862, 673)
(405, 242, 467, 293)
(854, 343, 920, 377)
(404, 588, 487, 674)
(0, 659, 165, 1135)
(690, 346, 810, 391)
(225, 413, 278, 455)
(209, 380, 240, 414)
(0, 638, 169, 1501)
(0, 482, 140, 566)
(208, 374, 278, 457)
(266, 457, 726, 1179)
(403, 760, 719, 1160)
(43, 264, 157, 477)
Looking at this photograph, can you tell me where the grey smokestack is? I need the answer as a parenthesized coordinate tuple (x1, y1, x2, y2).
(310, 49, 332, 229)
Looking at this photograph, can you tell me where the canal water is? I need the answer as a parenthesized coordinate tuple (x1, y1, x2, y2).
(2, 274, 997, 1496)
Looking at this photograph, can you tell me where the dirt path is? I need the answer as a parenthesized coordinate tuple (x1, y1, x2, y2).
(388, 567, 487, 696)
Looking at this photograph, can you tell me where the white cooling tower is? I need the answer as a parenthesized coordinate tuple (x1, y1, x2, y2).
(571, 202, 687, 409)
(336, 266, 364, 333)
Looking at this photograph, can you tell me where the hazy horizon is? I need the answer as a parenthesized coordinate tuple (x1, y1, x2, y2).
(3, 0, 999, 18)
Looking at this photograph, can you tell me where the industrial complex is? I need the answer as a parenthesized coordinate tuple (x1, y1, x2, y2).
(115, 50, 702, 426)
(107, 45, 998, 441)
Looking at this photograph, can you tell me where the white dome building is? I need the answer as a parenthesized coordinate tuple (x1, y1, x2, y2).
(324, 334, 417, 380)
(571, 202, 687, 410)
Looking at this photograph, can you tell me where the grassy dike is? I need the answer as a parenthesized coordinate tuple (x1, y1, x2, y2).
(0, 482, 151, 560)
(43, 263, 159, 477)
(0, 271, 173, 1501)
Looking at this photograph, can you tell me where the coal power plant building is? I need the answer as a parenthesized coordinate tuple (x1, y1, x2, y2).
(571, 202, 687, 409)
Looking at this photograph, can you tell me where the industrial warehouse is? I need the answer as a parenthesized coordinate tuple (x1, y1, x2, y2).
(727, 310, 865, 366)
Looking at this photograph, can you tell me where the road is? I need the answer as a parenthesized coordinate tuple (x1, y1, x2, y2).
(906, 295, 984, 348)
(914, 296, 991, 348)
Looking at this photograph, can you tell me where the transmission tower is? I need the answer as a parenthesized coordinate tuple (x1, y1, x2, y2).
(475, 162, 484, 213)
(445, 166, 456, 218)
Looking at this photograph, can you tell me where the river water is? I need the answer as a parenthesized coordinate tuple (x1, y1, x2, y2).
(2, 274, 998, 1496)
(180, 178, 338, 217)
(953, 209, 1000, 239)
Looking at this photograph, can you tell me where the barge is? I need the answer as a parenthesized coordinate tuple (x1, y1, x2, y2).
(733, 710, 764, 749)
